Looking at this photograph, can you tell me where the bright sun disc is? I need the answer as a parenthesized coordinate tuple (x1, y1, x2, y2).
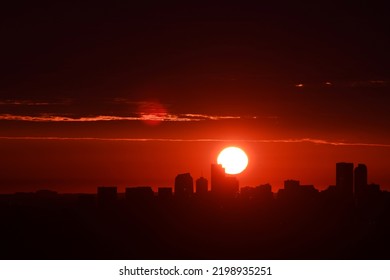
(217, 147, 248, 174)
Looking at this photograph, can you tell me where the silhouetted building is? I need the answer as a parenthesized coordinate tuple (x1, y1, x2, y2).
(240, 186, 255, 199)
(211, 163, 239, 197)
(35, 190, 58, 198)
(322, 185, 337, 198)
(256, 183, 272, 193)
(368, 183, 380, 193)
(357, 183, 382, 208)
(78, 194, 96, 207)
(97, 186, 117, 207)
(336, 162, 354, 199)
(211, 163, 226, 193)
(255, 184, 274, 202)
(125, 186, 154, 204)
(225, 176, 239, 194)
(354, 164, 367, 198)
(196, 176, 208, 195)
(158, 187, 173, 200)
(278, 180, 318, 201)
(174, 173, 194, 198)
(300, 185, 319, 198)
(284, 180, 300, 191)
(241, 185, 273, 202)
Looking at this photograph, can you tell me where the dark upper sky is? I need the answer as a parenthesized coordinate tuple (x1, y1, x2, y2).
(1, 2, 390, 192)
(1, 2, 390, 137)
(1, 2, 389, 96)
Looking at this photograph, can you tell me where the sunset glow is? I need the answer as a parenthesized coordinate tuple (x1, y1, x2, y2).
(0, 2, 389, 194)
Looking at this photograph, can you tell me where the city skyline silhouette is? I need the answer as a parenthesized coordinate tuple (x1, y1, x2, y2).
(0, 161, 382, 197)
(1, 161, 390, 260)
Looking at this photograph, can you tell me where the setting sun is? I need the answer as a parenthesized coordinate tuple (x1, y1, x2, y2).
(217, 146, 249, 175)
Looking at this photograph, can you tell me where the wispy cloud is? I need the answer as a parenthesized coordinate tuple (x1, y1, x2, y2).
(0, 99, 72, 106)
(294, 80, 390, 89)
(180, 114, 244, 121)
(1, 136, 389, 147)
(0, 113, 246, 122)
(249, 138, 390, 147)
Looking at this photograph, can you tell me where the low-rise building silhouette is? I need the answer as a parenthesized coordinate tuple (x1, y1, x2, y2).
(125, 186, 154, 204)
(158, 187, 173, 200)
(241, 184, 274, 203)
(255, 184, 274, 201)
(97, 186, 117, 207)
(174, 173, 193, 198)
(278, 180, 318, 201)
(336, 162, 354, 199)
(240, 186, 255, 199)
(284, 180, 300, 191)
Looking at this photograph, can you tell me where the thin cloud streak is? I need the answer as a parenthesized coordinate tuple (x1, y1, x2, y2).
(1, 136, 389, 147)
(0, 99, 72, 106)
(293, 79, 390, 89)
(0, 114, 245, 122)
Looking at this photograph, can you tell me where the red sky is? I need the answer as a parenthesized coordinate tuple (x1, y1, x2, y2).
(1, 2, 389, 193)
(1, 131, 390, 193)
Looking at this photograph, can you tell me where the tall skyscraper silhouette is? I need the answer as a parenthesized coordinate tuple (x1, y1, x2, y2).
(211, 164, 226, 194)
(174, 173, 193, 198)
(211, 163, 238, 197)
(354, 164, 367, 198)
(336, 162, 354, 199)
(195, 176, 208, 195)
